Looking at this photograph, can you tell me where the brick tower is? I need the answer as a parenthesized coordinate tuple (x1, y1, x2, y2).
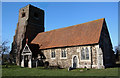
(10, 4, 44, 65)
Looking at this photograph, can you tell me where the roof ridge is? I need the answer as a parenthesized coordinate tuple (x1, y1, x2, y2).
(38, 18, 105, 35)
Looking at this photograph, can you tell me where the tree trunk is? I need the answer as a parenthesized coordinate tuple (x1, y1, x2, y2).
(2, 54, 4, 65)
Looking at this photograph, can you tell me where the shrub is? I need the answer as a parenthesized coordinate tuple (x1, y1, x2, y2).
(44, 61, 49, 68)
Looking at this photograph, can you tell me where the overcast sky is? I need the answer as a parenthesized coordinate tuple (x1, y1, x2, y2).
(2, 2, 118, 51)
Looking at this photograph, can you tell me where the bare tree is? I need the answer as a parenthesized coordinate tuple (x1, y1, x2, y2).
(115, 44, 120, 63)
(0, 40, 10, 64)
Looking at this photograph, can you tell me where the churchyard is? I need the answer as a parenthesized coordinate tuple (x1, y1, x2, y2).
(2, 64, 119, 76)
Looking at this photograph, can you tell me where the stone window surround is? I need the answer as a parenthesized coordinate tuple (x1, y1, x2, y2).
(49, 46, 91, 60)
(81, 48, 85, 60)
(50, 49, 56, 59)
(80, 46, 91, 61)
(60, 48, 67, 59)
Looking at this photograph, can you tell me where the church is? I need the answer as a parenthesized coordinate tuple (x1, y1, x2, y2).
(10, 4, 115, 69)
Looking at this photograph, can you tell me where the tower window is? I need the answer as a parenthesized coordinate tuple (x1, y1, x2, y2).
(34, 12, 39, 18)
(22, 12, 25, 18)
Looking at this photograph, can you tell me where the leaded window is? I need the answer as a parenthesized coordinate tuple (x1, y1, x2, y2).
(81, 48, 85, 60)
(86, 47, 89, 60)
(81, 47, 89, 60)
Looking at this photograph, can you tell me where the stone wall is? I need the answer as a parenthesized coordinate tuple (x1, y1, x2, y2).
(41, 44, 104, 69)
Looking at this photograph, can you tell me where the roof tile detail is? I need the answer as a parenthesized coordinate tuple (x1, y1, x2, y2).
(31, 18, 105, 49)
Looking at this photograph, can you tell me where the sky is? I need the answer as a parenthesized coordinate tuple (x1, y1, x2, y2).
(1, 0, 120, 2)
(2, 2, 118, 51)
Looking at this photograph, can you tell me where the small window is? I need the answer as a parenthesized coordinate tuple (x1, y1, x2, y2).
(51, 50, 55, 58)
(34, 12, 39, 18)
(22, 12, 25, 18)
(61, 49, 67, 58)
(24, 46, 28, 51)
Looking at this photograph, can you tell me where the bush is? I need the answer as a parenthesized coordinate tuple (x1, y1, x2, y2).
(44, 61, 49, 68)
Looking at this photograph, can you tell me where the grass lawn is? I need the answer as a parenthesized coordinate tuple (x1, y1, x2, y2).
(2, 64, 119, 76)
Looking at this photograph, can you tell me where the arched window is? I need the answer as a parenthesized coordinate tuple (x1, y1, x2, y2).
(86, 47, 89, 60)
(81, 47, 89, 60)
(81, 48, 85, 60)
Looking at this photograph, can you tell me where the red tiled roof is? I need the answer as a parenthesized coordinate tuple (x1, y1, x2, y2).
(31, 18, 105, 49)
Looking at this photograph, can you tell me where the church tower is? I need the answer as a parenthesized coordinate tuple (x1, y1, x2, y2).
(10, 4, 44, 65)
